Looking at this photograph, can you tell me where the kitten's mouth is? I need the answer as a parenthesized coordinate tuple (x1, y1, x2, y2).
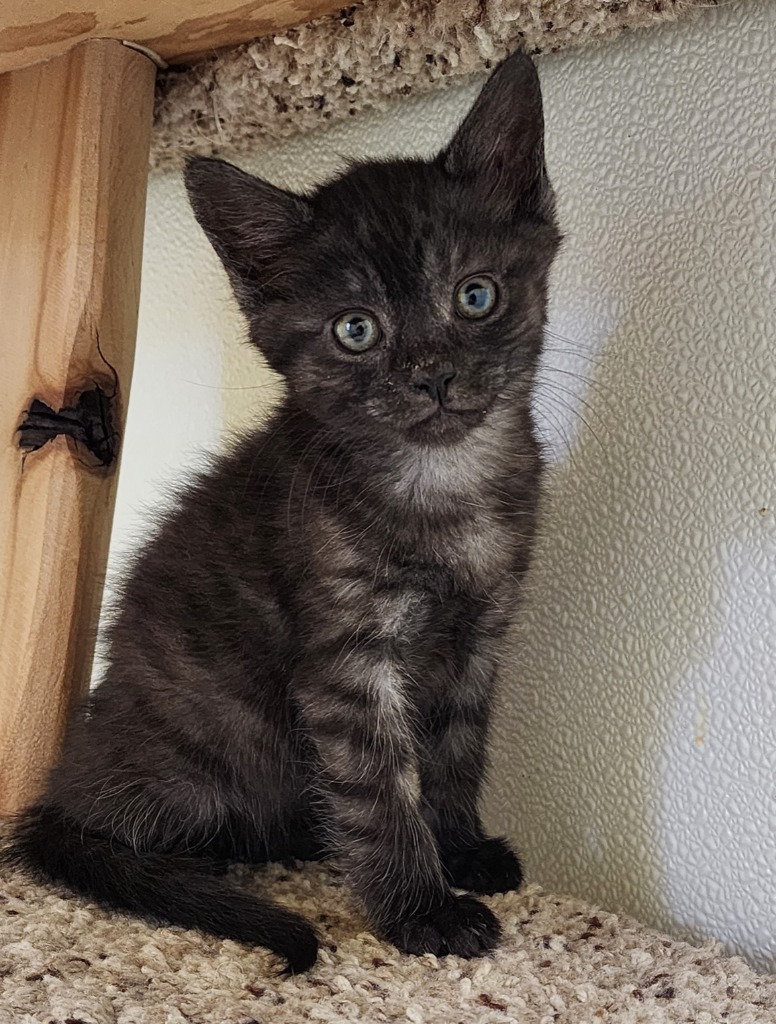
(407, 406, 485, 443)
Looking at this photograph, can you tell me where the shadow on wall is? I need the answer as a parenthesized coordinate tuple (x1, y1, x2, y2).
(485, 229, 726, 947)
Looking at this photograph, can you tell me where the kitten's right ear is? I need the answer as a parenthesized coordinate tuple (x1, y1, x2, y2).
(184, 157, 312, 308)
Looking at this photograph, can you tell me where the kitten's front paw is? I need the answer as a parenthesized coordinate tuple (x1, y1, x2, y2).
(443, 836, 523, 895)
(386, 894, 501, 958)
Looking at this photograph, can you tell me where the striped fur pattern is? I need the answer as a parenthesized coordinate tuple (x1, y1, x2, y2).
(5, 53, 561, 972)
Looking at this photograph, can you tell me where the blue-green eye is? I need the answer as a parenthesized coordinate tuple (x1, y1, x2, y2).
(333, 311, 381, 352)
(456, 276, 497, 319)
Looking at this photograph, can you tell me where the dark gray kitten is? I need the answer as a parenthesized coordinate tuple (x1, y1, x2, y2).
(7, 52, 560, 972)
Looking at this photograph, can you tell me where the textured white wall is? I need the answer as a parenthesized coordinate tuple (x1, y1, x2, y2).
(486, 0, 776, 973)
(108, 0, 775, 969)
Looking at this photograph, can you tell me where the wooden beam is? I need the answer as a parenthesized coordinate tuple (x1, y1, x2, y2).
(0, 39, 155, 814)
(0, 0, 346, 75)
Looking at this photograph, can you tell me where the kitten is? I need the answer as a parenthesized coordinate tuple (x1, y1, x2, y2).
(5, 51, 560, 972)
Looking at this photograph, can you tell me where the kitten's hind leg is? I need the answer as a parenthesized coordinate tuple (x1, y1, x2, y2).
(212, 805, 330, 866)
(280, 815, 330, 862)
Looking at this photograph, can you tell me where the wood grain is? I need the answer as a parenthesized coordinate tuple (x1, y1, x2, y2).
(0, 39, 155, 814)
(0, 0, 347, 74)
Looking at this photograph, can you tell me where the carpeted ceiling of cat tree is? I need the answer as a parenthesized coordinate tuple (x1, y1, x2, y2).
(151, 0, 718, 171)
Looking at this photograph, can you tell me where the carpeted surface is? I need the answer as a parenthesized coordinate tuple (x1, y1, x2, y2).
(151, 0, 720, 170)
(2, 857, 774, 1023)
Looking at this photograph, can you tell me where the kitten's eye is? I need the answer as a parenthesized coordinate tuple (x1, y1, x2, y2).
(456, 276, 498, 319)
(333, 311, 381, 352)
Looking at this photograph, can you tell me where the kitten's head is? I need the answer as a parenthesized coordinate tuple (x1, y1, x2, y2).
(185, 52, 561, 449)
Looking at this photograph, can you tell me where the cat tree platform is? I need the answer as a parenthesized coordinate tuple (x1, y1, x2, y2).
(2, 853, 775, 1023)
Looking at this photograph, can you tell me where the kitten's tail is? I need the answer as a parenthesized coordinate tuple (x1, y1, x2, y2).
(4, 803, 319, 973)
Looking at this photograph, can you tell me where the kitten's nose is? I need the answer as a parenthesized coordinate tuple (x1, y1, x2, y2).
(412, 367, 456, 405)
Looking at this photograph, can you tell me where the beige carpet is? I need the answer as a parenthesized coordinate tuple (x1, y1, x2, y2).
(151, 0, 721, 170)
(1, 857, 774, 1024)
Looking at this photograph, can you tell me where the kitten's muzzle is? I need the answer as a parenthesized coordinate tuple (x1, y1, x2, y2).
(409, 404, 486, 443)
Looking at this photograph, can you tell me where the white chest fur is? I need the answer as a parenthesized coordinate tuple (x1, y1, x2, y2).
(390, 427, 517, 587)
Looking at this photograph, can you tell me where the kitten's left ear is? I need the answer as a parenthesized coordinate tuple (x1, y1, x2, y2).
(441, 51, 554, 220)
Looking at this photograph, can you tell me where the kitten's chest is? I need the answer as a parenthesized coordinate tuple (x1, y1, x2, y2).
(387, 446, 522, 591)
(436, 512, 513, 585)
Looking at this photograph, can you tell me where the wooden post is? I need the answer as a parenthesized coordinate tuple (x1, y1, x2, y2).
(0, 40, 155, 814)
